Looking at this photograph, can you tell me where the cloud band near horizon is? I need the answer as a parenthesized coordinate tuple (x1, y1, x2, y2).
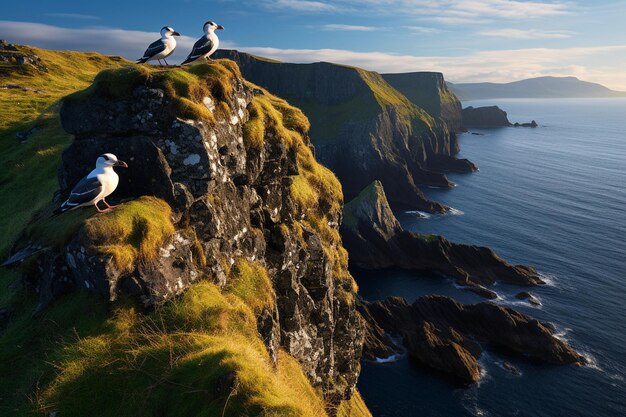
(1, 20, 625, 91)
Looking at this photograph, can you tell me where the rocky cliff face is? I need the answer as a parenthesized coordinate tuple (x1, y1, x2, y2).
(462, 105, 512, 128)
(214, 50, 477, 212)
(20, 61, 363, 408)
(359, 295, 585, 383)
(382, 72, 463, 132)
(341, 181, 543, 288)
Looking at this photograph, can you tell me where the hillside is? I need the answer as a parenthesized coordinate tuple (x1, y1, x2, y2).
(0, 43, 370, 417)
(448, 76, 626, 100)
(382, 72, 463, 131)
(214, 50, 476, 212)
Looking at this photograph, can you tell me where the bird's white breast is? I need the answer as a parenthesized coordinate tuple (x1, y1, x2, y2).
(155, 37, 177, 59)
(207, 32, 219, 56)
(97, 168, 119, 198)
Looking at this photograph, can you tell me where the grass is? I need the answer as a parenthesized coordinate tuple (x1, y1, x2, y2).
(0, 278, 345, 417)
(66, 59, 242, 122)
(0, 46, 128, 257)
(0, 45, 370, 416)
(342, 180, 388, 231)
(82, 197, 175, 273)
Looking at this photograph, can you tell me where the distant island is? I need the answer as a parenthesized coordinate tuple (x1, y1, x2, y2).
(448, 76, 626, 100)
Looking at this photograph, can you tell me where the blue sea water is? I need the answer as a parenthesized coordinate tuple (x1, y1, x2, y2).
(355, 98, 626, 417)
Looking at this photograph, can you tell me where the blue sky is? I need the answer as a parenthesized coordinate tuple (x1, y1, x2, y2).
(2, 0, 626, 89)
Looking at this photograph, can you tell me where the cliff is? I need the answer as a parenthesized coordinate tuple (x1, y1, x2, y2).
(0, 45, 370, 417)
(382, 72, 463, 132)
(462, 105, 512, 128)
(359, 295, 585, 383)
(342, 181, 543, 288)
(214, 50, 477, 212)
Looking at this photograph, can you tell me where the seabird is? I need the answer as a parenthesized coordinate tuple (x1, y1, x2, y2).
(137, 26, 181, 66)
(54, 153, 128, 215)
(181, 21, 224, 65)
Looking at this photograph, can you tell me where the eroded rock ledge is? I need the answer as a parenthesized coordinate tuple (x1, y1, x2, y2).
(359, 295, 585, 383)
(341, 181, 543, 289)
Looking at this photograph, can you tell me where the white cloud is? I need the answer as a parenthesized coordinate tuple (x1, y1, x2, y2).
(403, 26, 442, 34)
(46, 13, 100, 20)
(263, 0, 340, 12)
(478, 28, 575, 39)
(260, 0, 573, 23)
(240, 44, 626, 90)
(2, 20, 625, 91)
(320, 24, 380, 32)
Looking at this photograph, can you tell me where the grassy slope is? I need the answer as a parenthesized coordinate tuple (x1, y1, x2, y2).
(0, 47, 369, 416)
(248, 62, 435, 145)
(0, 46, 128, 257)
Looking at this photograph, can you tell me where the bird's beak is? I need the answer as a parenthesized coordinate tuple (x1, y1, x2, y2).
(172, 31, 181, 36)
(217, 25, 224, 30)
(114, 160, 128, 168)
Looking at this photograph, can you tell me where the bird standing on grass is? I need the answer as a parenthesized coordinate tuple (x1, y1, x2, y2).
(54, 153, 128, 215)
(137, 26, 180, 66)
(181, 21, 224, 65)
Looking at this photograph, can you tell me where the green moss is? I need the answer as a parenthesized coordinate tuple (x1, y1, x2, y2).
(0, 278, 333, 417)
(65, 59, 241, 124)
(83, 197, 175, 273)
(241, 90, 310, 150)
(226, 258, 274, 314)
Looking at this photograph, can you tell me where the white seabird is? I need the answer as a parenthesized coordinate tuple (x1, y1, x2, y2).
(181, 21, 224, 65)
(137, 26, 181, 66)
(55, 153, 128, 214)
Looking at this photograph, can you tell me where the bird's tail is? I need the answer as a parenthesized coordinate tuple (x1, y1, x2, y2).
(2, 244, 46, 268)
(52, 202, 72, 216)
(180, 57, 194, 66)
(137, 57, 149, 64)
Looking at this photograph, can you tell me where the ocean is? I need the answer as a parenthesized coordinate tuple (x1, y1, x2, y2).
(355, 98, 626, 417)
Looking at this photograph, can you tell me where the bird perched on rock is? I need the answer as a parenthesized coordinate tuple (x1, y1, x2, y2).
(181, 21, 224, 65)
(54, 153, 128, 215)
(137, 26, 180, 65)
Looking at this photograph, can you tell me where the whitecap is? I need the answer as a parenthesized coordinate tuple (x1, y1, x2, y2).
(404, 210, 431, 219)
(580, 351, 603, 372)
(493, 294, 543, 309)
(448, 207, 465, 216)
(552, 325, 572, 343)
(375, 355, 399, 364)
(537, 272, 558, 287)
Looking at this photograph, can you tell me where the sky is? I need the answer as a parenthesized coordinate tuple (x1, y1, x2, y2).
(1, 0, 626, 89)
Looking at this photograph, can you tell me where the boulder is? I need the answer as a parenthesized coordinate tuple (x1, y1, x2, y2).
(359, 295, 585, 383)
(462, 106, 511, 128)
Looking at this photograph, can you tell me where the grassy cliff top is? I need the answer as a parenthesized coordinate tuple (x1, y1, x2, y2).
(1, 45, 368, 416)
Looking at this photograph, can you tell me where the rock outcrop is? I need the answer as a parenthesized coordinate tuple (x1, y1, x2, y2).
(214, 50, 478, 212)
(15, 62, 363, 407)
(359, 295, 585, 383)
(382, 71, 463, 132)
(462, 105, 512, 128)
(462, 106, 538, 129)
(341, 181, 543, 288)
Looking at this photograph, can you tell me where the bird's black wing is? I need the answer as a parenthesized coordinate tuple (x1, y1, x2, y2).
(56, 176, 102, 213)
(138, 38, 165, 61)
(181, 36, 215, 64)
